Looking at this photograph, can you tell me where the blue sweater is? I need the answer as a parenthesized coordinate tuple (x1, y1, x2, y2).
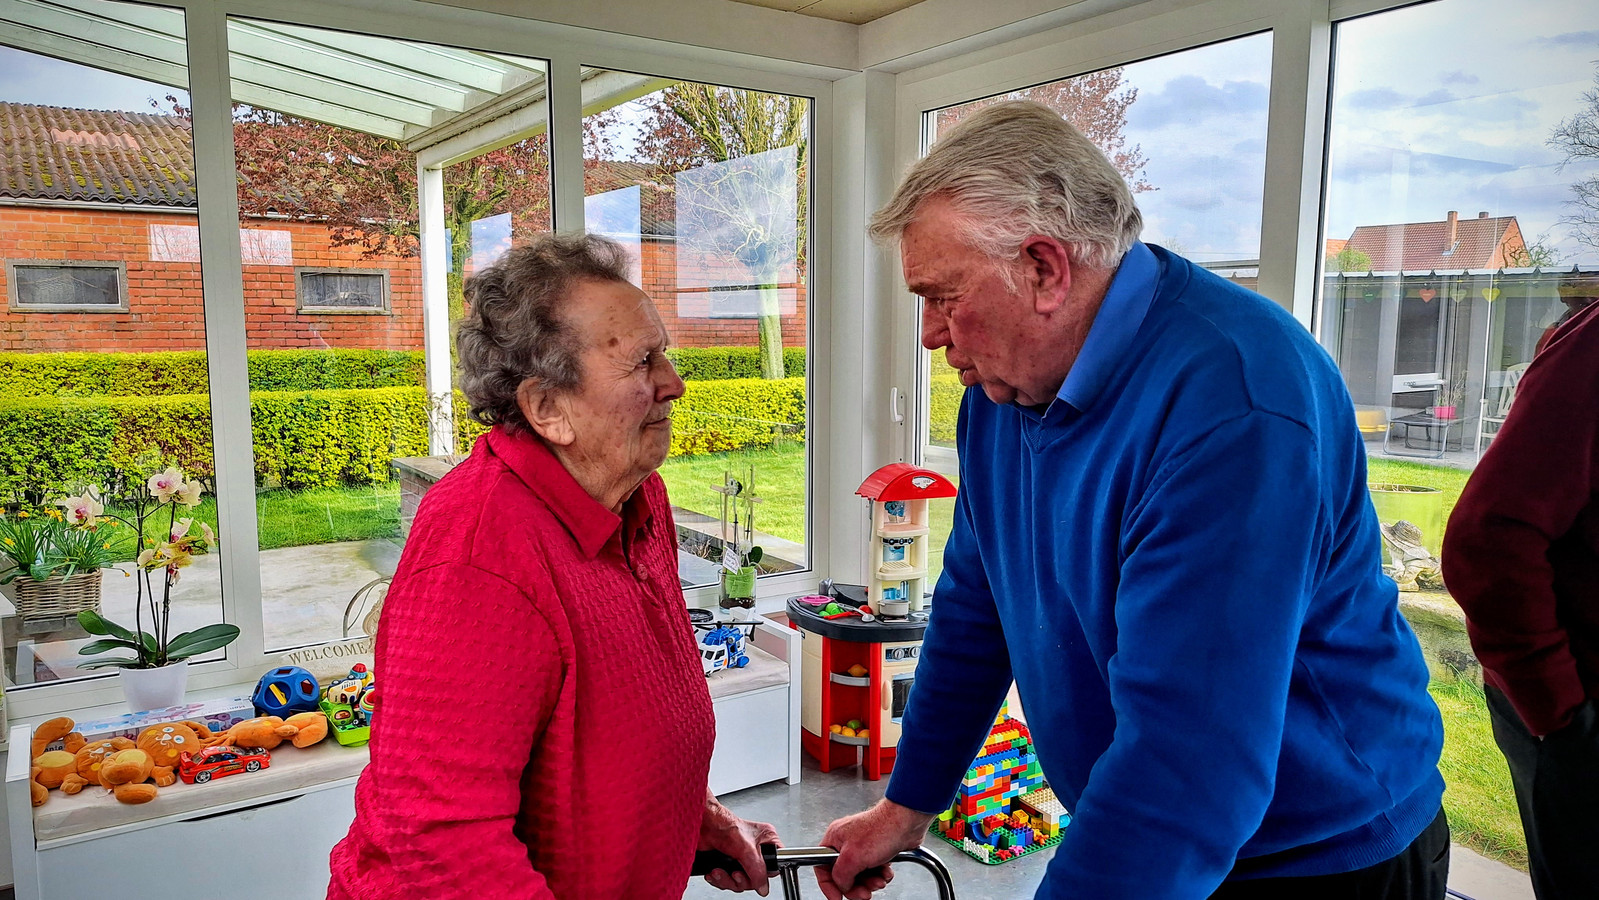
(886, 244, 1444, 897)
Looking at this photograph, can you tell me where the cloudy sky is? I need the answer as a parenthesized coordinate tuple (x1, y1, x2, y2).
(4, 0, 1598, 265)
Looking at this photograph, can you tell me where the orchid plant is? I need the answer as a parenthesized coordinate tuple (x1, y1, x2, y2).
(73, 466, 240, 670)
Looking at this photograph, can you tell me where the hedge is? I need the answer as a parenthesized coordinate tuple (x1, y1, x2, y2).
(1, 379, 807, 499)
(929, 373, 965, 446)
(665, 347, 806, 381)
(0, 349, 425, 398)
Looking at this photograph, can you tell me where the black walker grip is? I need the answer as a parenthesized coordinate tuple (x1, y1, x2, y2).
(691, 843, 779, 877)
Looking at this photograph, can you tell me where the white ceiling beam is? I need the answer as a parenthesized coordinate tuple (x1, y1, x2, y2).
(231, 82, 412, 138)
(4, 0, 186, 65)
(0, 22, 188, 89)
(225, 20, 493, 112)
(245, 20, 534, 94)
(227, 54, 442, 126)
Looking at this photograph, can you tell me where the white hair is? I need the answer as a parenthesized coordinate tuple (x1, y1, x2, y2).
(869, 100, 1143, 277)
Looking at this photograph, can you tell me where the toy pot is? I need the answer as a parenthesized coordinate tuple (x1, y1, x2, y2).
(1429, 405, 1457, 420)
(119, 660, 189, 713)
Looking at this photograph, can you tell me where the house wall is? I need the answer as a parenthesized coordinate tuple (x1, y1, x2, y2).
(0, 207, 806, 354)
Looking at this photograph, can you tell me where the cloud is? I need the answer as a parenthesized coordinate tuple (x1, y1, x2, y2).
(1415, 89, 1458, 107)
(1536, 29, 1599, 48)
(1126, 74, 1269, 130)
(1442, 71, 1480, 86)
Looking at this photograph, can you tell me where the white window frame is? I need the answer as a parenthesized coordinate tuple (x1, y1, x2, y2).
(6, 0, 839, 720)
(293, 266, 391, 314)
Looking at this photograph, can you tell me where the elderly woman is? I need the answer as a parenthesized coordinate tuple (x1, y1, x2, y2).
(328, 234, 775, 899)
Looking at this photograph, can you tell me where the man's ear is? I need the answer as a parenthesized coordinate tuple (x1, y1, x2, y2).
(1021, 235, 1072, 315)
(517, 379, 575, 446)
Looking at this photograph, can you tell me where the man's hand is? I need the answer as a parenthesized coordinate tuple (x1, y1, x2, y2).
(816, 800, 935, 900)
(699, 791, 779, 895)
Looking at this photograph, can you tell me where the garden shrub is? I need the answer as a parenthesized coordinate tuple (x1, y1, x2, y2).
(671, 377, 806, 456)
(928, 373, 965, 446)
(666, 347, 806, 381)
(0, 349, 424, 398)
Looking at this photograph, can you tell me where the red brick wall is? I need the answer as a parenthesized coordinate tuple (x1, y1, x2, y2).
(1, 206, 807, 354)
(0, 206, 422, 353)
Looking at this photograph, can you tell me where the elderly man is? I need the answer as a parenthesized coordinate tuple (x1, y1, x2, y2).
(818, 101, 1447, 900)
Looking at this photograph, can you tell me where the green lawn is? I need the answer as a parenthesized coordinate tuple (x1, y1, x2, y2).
(658, 444, 807, 543)
(98, 484, 399, 560)
(1432, 678, 1526, 868)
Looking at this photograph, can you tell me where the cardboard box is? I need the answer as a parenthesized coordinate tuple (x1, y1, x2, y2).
(44, 697, 256, 750)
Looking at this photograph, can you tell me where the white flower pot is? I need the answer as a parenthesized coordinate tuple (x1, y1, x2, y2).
(119, 660, 190, 713)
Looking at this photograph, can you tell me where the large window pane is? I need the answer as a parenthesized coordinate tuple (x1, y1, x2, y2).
(584, 74, 810, 588)
(225, 18, 550, 650)
(1319, 0, 1599, 870)
(1, 0, 227, 686)
(922, 34, 1273, 449)
(1322, 0, 1599, 479)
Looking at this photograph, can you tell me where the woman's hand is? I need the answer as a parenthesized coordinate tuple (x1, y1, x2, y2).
(699, 792, 780, 895)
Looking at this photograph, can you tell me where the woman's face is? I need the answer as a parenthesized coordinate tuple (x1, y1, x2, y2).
(549, 278, 685, 505)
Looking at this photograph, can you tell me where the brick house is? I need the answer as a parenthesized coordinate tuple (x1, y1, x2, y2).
(1342, 209, 1529, 271)
(2, 101, 806, 355)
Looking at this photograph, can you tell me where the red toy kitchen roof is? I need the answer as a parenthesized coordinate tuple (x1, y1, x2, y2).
(856, 463, 957, 501)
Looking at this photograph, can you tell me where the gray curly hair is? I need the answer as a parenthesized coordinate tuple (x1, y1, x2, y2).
(456, 233, 632, 434)
(869, 100, 1143, 279)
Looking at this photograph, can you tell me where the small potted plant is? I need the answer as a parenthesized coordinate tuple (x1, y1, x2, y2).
(1430, 375, 1468, 420)
(0, 489, 116, 622)
(713, 469, 764, 610)
(73, 466, 240, 712)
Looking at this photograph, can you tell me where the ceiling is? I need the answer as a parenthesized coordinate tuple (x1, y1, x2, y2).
(724, 0, 931, 25)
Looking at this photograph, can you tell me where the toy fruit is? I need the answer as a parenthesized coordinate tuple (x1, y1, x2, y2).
(847, 664, 868, 677)
(858, 729, 870, 739)
(840, 727, 856, 737)
(846, 719, 863, 731)
(829, 724, 843, 734)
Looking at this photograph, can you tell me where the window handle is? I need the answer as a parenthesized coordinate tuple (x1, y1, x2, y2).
(890, 387, 905, 424)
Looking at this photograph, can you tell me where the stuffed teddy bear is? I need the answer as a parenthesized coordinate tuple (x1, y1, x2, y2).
(212, 713, 327, 750)
(136, 720, 217, 786)
(59, 737, 137, 796)
(98, 748, 161, 804)
(29, 717, 86, 807)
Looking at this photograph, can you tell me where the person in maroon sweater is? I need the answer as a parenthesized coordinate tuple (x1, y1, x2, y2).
(328, 234, 775, 899)
(1442, 299, 1599, 899)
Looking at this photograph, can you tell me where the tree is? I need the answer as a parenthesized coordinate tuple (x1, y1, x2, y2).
(1549, 70, 1599, 250)
(933, 69, 1153, 193)
(633, 85, 808, 379)
(1505, 240, 1562, 269)
(1325, 246, 1372, 273)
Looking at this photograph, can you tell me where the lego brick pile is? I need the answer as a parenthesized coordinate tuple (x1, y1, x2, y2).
(930, 705, 1069, 864)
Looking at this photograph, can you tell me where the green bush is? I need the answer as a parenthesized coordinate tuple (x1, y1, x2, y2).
(0, 349, 424, 398)
(671, 377, 806, 456)
(929, 373, 965, 446)
(666, 347, 806, 381)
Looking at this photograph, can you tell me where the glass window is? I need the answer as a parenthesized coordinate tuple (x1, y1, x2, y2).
(225, 17, 550, 651)
(921, 34, 1273, 450)
(0, 0, 227, 687)
(296, 268, 390, 313)
(1320, 0, 1599, 870)
(583, 74, 811, 588)
(1321, 0, 1599, 477)
(6, 262, 127, 310)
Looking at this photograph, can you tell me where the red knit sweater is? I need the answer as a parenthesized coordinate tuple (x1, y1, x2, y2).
(328, 426, 714, 899)
(1444, 302, 1599, 736)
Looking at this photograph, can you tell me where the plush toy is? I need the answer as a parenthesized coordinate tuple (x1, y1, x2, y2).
(60, 737, 137, 796)
(99, 748, 160, 804)
(136, 720, 217, 786)
(29, 717, 86, 807)
(212, 713, 327, 750)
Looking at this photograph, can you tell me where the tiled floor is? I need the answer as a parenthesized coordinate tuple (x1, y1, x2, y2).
(689, 759, 1534, 900)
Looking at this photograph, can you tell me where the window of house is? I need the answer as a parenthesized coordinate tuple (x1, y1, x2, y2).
(1320, 0, 1599, 480)
(226, 17, 552, 653)
(919, 33, 1274, 453)
(6, 261, 128, 311)
(296, 268, 390, 313)
(0, 2, 227, 689)
(583, 73, 811, 588)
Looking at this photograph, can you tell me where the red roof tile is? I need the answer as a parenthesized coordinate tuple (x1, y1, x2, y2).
(1344, 212, 1525, 271)
(1, 102, 195, 207)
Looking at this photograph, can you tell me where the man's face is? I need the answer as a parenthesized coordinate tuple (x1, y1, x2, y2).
(903, 197, 1056, 407)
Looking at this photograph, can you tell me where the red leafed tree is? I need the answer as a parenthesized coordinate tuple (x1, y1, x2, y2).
(933, 68, 1153, 193)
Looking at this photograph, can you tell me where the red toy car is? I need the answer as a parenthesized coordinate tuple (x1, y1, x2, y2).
(178, 745, 271, 784)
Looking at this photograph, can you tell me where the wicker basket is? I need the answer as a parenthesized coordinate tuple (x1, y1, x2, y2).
(13, 570, 102, 619)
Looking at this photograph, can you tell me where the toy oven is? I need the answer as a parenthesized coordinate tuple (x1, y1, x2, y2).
(879, 642, 920, 746)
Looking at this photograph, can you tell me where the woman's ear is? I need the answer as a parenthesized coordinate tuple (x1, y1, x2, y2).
(517, 379, 575, 446)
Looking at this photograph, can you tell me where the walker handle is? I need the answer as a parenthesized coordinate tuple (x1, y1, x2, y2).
(691, 844, 956, 899)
